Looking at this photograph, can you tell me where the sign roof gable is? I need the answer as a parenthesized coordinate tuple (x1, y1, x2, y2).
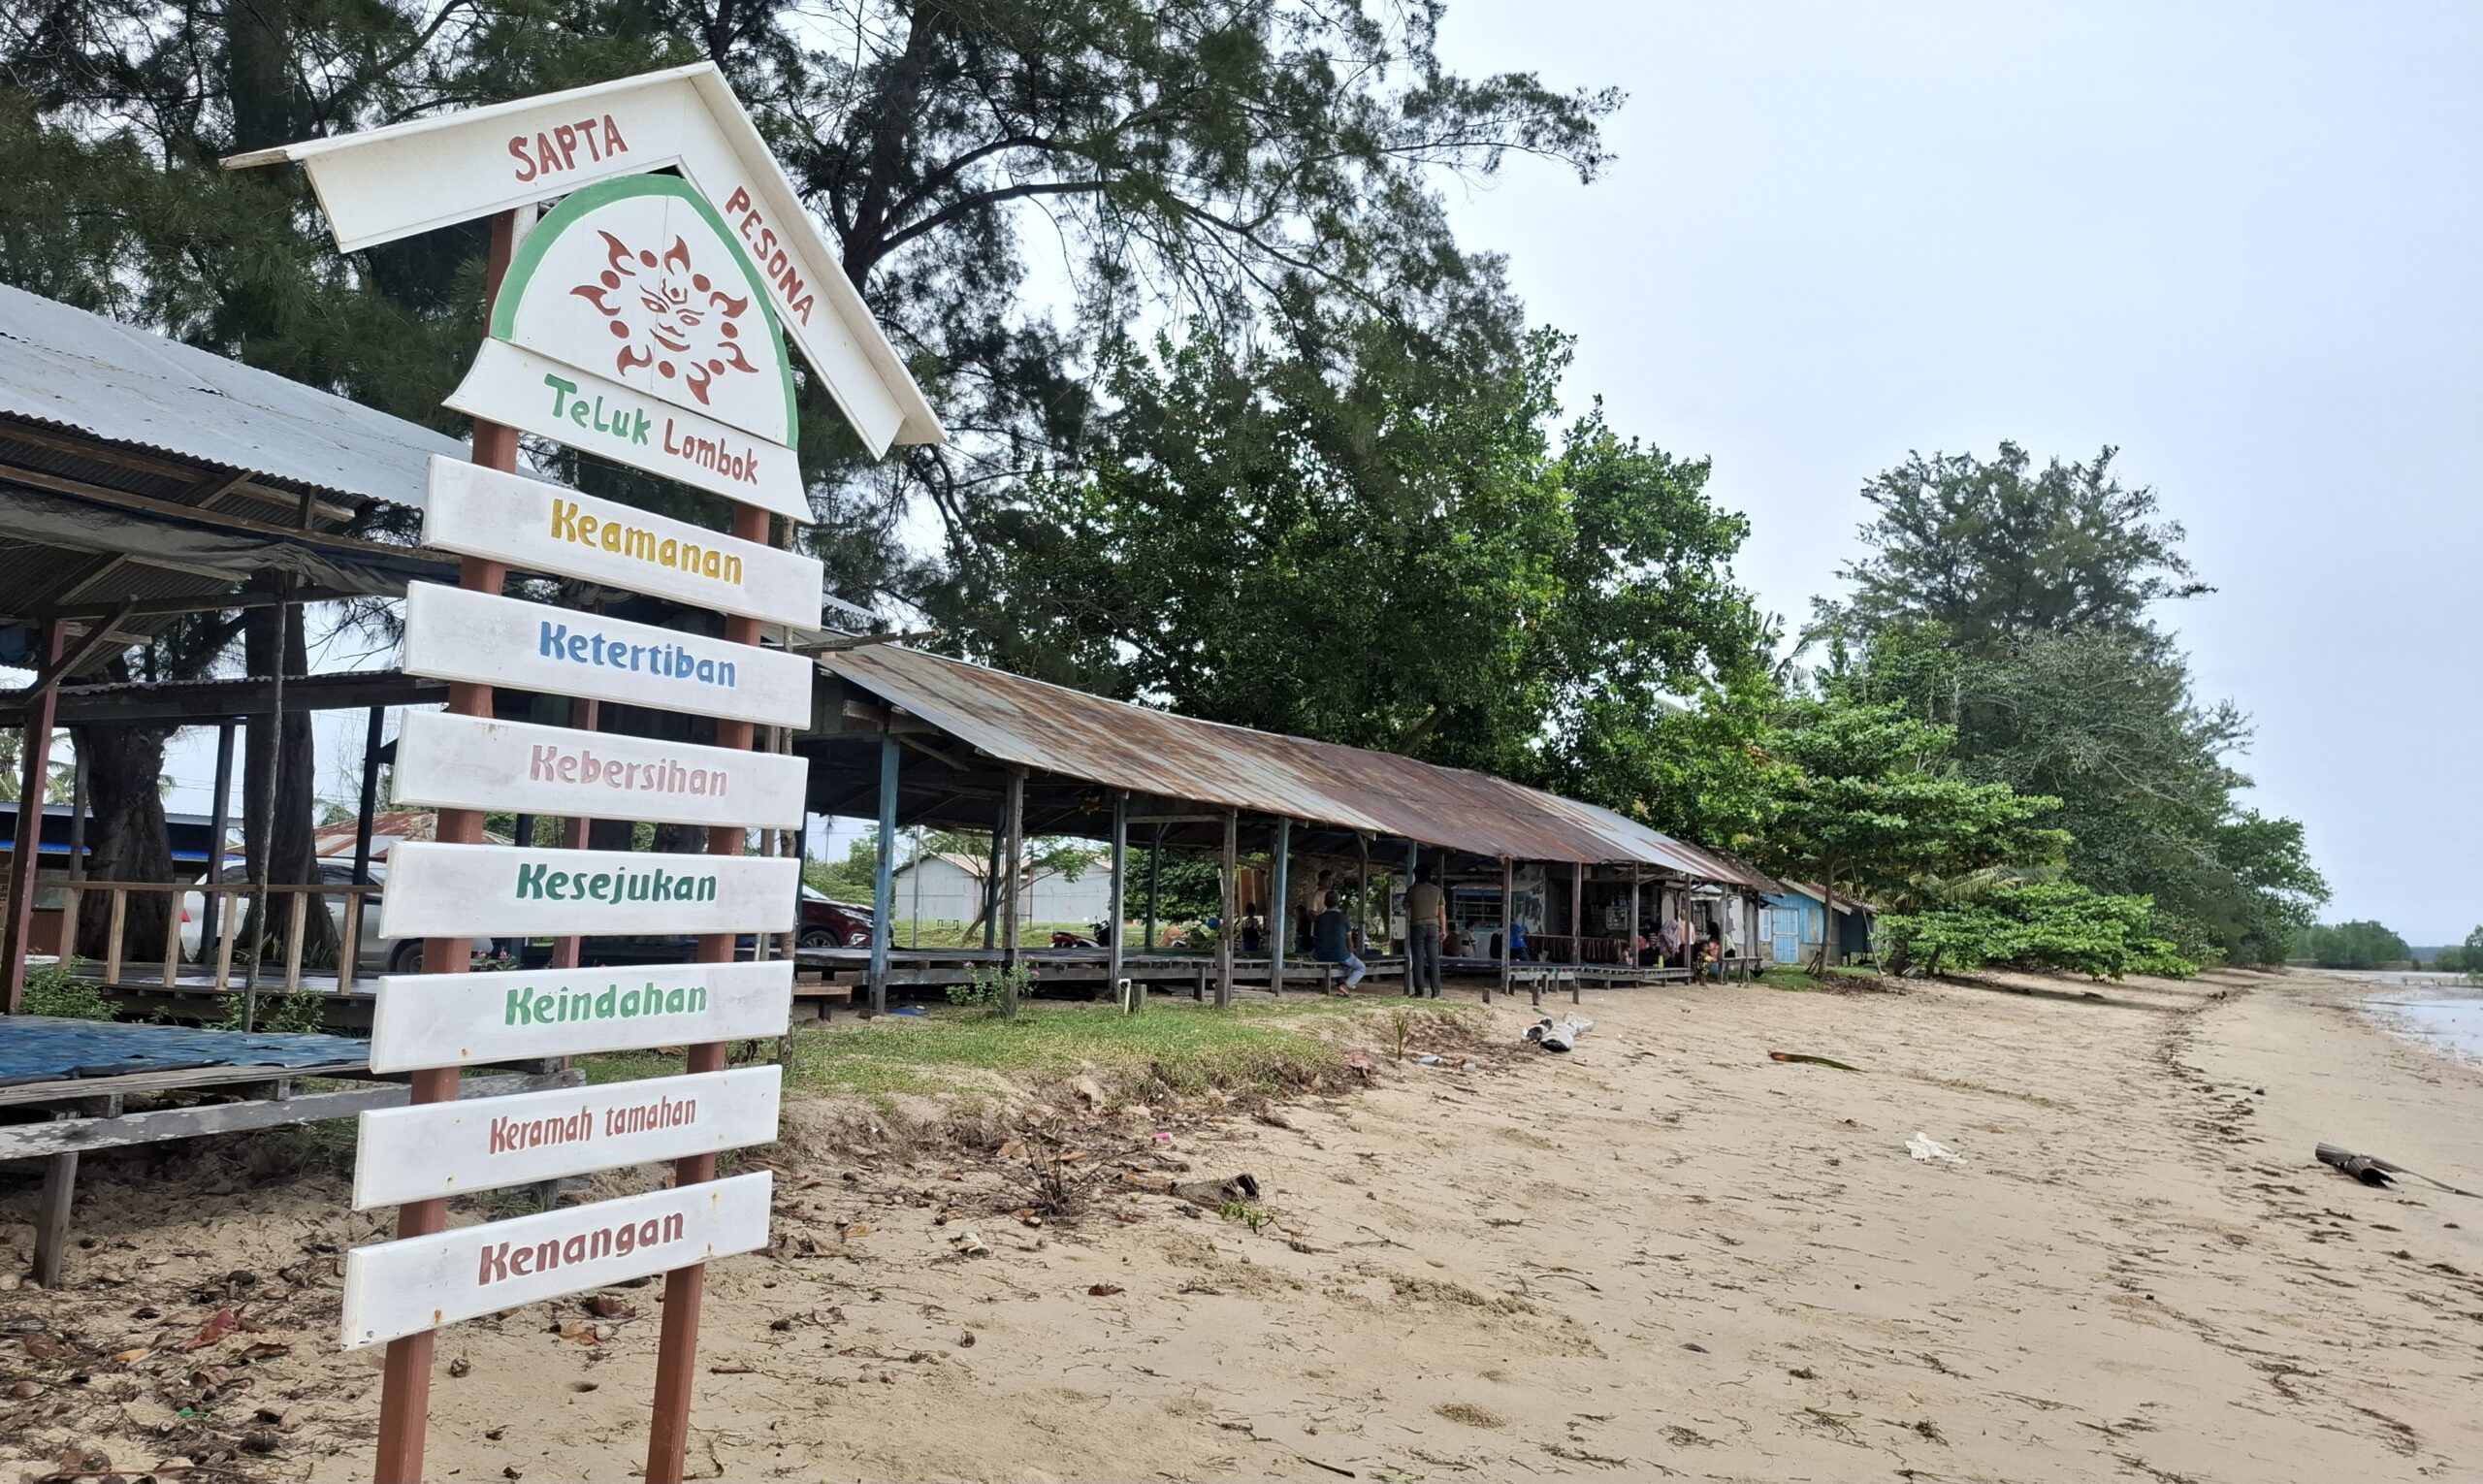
(223, 63, 942, 458)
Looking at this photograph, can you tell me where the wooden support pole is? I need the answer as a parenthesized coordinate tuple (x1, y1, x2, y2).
(868, 732, 897, 1017)
(371, 207, 519, 1484)
(199, 721, 236, 959)
(1215, 810, 1237, 1008)
(1355, 833, 1370, 970)
(352, 705, 384, 887)
(3, 624, 65, 1013)
(999, 767, 1024, 1013)
(1629, 866, 1642, 977)
(1109, 790, 1130, 1012)
(1144, 824, 1162, 950)
(1403, 841, 1418, 996)
(641, 502, 768, 1484)
(1267, 818, 1290, 996)
(32, 1152, 77, 1285)
(1495, 857, 1513, 1005)
(982, 806, 1003, 951)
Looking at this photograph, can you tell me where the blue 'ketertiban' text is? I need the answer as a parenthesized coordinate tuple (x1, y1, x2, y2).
(538, 621, 737, 690)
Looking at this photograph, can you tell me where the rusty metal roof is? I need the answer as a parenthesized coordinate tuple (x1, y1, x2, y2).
(820, 644, 1772, 887)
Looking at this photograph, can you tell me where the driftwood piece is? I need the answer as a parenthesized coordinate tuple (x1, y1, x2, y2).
(2317, 1143, 2482, 1198)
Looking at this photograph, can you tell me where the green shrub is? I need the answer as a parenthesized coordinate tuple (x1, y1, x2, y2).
(21, 962, 115, 1020)
(1881, 883, 2197, 982)
(946, 961, 1035, 1016)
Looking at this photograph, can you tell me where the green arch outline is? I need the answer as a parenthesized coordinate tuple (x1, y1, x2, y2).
(493, 174, 800, 450)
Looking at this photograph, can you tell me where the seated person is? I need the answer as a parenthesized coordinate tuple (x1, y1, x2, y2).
(1310, 890, 1367, 992)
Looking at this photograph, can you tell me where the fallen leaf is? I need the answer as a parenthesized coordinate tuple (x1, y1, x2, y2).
(841, 1222, 875, 1239)
(1086, 1284, 1125, 1298)
(180, 1309, 241, 1352)
(584, 1296, 636, 1321)
(557, 1322, 599, 1346)
(113, 1347, 151, 1365)
(997, 1139, 1028, 1161)
(237, 1342, 293, 1363)
(21, 1333, 69, 1361)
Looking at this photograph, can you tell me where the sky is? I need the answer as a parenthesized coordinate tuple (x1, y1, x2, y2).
(1426, 0, 2483, 941)
(113, 3, 2479, 941)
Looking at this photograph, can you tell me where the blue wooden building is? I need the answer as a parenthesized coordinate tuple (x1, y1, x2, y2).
(1757, 882, 1876, 965)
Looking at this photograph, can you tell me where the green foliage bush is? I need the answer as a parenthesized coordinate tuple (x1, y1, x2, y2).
(21, 962, 115, 1020)
(1880, 883, 2196, 982)
(2290, 919, 2412, 971)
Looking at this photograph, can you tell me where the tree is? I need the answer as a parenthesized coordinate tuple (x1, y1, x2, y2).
(805, 837, 882, 902)
(1818, 442, 2209, 651)
(3, 0, 1618, 597)
(2292, 920, 2412, 971)
(1750, 700, 2067, 969)
(1811, 443, 2327, 966)
(925, 323, 1770, 787)
(1827, 623, 2326, 965)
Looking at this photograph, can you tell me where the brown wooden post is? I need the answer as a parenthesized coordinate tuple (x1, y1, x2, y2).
(1215, 810, 1237, 1008)
(3, 623, 66, 1013)
(998, 766, 1024, 1015)
(371, 207, 520, 1484)
(1495, 857, 1512, 1005)
(641, 502, 771, 1484)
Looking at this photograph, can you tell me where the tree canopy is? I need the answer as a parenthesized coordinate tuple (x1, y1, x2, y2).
(1810, 444, 2325, 964)
(1748, 701, 2067, 964)
(2292, 920, 2411, 971)
(924, 321, 1771, 786)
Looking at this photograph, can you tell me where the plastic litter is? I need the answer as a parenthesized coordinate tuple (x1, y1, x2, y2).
(1906, 1132, 1960, 1163)
(1525, 1013, 1596, 1052)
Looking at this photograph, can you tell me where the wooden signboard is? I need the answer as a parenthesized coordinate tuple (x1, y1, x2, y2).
(444, 339, 809, 520)
(352, 1066, 782, 1209)
(339, 1172, 775, 1350)
(223, 64, 944, 458)
(401, 580, 815, 730)
(367, 958, 794, 1074)
(392, 711, 807, 832)
(375, 840, 798, 941)
(423, 458, 822, 629)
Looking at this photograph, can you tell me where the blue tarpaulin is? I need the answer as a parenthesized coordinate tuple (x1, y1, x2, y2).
(0, 1017, 369, 1088)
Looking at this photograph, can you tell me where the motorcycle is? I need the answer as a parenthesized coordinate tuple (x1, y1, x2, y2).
(1048, 920, 1113, 950)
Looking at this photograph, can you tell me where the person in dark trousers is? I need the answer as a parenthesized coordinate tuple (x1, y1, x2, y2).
(1295, 868, 1336, 953)
(1310, 889, 1367, 992)
(1403, 865, 1446, 998)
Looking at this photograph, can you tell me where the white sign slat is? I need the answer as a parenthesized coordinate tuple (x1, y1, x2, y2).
(339, 1172, 773, 1349)
(368, 958, 792, 1073)
(444, 340, 808, 522)
(401, 580, 814, 730)
(376, 840, 798, 940)
(393, 711, 808, 832)
(423, 459, 822, 629)
(352, 1066, 781, 1209)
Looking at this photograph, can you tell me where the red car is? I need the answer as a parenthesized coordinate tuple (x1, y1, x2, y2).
(798, 887, 874, 951)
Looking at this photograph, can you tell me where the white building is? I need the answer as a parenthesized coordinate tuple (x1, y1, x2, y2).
(887, 852, 1117, 926)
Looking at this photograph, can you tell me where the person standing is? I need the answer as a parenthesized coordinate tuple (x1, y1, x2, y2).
(1404, 864, 1446, 998)
(1296, 867, 1336, 953)
(1311, 890, 1367, 992)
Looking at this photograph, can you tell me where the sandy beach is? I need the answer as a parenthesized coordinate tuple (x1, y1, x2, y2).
(8, 966, 2482, 1482)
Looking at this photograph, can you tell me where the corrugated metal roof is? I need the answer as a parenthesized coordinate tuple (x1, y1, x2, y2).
(820, 645, 1773, 887)
(0, 281, 466, 507)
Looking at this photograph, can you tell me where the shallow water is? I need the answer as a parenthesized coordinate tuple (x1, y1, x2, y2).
(2353, 982, 2483, 1069)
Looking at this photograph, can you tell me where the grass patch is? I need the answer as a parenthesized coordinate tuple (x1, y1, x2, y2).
(578, 998, 1451, 1104)
(1760, 964, 1885, 991)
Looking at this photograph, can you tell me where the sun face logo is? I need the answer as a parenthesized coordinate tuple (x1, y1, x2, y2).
(569, 232, 758, 408)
